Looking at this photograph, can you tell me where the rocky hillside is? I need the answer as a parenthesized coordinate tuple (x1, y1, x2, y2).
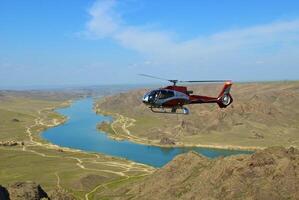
(96, 81, 299, 148)
(3, 147, 299, 200)
(101, 147, 299, 200)
(0, 181, 74, 200)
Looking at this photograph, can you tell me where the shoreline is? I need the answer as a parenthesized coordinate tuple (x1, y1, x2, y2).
(34, 99, 154, 169)
(97, 129, 262, 151)
(100, 130, 263, 151)
(94, 107, 263, 151)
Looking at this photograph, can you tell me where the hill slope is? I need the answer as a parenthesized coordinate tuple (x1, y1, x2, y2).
(100, 147, 299, 200)
(96, 81, 299, 149)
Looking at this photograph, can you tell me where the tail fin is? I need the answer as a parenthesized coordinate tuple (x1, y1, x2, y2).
(217, 81, 233, 108)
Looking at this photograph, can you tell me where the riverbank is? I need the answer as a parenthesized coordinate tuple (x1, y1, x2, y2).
(96, 108, 262, 151)
(0, 92, 154, 199)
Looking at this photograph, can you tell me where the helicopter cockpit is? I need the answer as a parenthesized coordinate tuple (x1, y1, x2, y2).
(142, 90, 157, 104)
(142, 89, 175, 105)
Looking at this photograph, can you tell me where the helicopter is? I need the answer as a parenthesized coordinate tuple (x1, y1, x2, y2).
(140, 74, 233, 115)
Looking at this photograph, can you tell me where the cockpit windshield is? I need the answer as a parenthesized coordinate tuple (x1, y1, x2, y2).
(143, 90, 158, 104)
(143, 89, 174, 105)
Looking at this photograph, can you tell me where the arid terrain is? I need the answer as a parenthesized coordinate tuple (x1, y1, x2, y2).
(100, 146, 299, 200)
(1, 82, 299, 199)
(96, 81, 299, 149)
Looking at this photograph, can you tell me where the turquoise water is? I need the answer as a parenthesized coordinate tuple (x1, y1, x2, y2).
(42, 98, 251, 167)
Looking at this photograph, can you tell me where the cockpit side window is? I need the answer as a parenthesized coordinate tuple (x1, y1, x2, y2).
(158, 90, 174, 99)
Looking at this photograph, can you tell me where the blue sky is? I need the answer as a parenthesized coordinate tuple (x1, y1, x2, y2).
(1, 0, 299, 88)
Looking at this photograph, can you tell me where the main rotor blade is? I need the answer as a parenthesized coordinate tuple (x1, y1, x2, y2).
(139, 74, 231, 84)
(179, 80, 231, 83)
(138, 74, 170, 81)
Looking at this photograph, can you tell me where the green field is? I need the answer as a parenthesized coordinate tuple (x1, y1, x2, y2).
(0, 91, 154, 199)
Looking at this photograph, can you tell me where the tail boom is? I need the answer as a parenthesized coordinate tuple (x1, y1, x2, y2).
(188, 81, 233, 108)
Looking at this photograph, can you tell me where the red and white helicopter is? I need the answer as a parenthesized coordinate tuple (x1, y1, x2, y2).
(140, 74, 233, 115)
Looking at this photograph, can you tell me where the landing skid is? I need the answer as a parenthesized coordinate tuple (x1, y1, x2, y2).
(150, 107, 190, 115)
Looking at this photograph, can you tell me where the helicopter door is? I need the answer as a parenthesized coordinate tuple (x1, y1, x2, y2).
(158, 90, 174, 100)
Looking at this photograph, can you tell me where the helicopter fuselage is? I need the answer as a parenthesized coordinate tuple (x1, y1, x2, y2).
(142, 82, 233, 114)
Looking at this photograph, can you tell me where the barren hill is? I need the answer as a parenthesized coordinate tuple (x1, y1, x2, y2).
(100, 147, 299, 200)
(96, 81, 299, 149)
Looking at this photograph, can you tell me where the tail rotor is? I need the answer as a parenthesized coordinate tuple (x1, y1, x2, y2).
(217, 81, 233, 108)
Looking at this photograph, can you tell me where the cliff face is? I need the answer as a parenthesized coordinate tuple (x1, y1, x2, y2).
(106, 147, 299, 200)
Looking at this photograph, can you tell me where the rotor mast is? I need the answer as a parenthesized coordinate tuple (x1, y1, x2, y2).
(169, 80, 178, 86)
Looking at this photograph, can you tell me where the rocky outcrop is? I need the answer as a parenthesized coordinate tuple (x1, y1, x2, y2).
(6, 181, 49, 200)
(0, 140, 24, 147)
(108, 147, 299, 200)
(159, 137, 176, 145)
(0, 182, 75, 200)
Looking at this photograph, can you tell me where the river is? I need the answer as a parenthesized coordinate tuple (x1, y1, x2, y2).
(42, 98, 251, 167)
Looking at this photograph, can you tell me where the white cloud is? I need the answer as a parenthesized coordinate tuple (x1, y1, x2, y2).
(87, 0, 120, 37)
(84, 0, 299, 80)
